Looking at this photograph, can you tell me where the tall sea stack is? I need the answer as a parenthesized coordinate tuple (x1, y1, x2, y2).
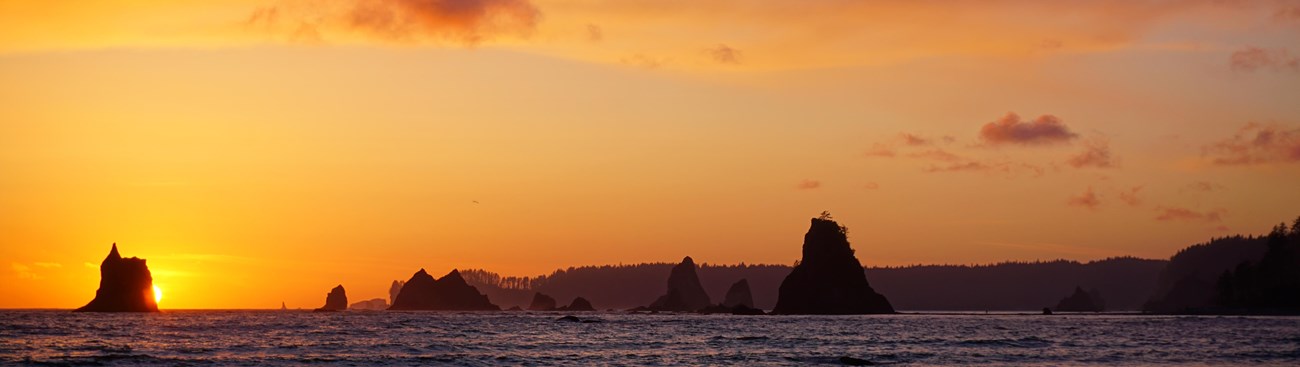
(772, 213, 894, 314)
(388, 269, 499, 311)
(647, 256, 712, 311)
(76, 243, 159, 312)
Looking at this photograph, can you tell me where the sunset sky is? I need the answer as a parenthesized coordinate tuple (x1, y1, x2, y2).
(2, 0, 1299, 309)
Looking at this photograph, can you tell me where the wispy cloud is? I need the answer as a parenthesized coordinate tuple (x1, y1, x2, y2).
(247, 0, 542, 46)
(1067, 137, 1117, 168)
(1229, 47, 1299, 73)
(797, 179, 821, 190)
(1202, 123, 1300, 165)
(1184, 181, 1225, 193)
(1067, 187, 1102, 210)
(1118, 185, 1143, 206)
(706, 44, 742, 65)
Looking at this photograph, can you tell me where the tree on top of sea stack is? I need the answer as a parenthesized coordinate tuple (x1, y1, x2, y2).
(772, 212, 894, 314)
(76, 243, 159, 312)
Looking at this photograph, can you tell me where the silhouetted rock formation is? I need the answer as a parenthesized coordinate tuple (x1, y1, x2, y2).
(75, 243, 159, 312)
(722, 279, 755, 308)
(1213, 220, 1300, 314)
(1053, 286, 1103, 312)
(558, 297, 595, 311)
(1144, 233, 1270, 313)
(1041, 307, 1052, 315)
(350, 298, 388, 310)
(388, 280, 405, 306)
(463, 257, 1164, 311)
(646, 257, 712, 311)
(314, 285, 347, 312)
(388, 269, 499, 311)
(773, 213, 894, 314)
(529, 292, 558, 311)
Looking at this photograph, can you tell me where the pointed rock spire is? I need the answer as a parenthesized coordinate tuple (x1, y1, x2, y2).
(106, 242, 121, 261)
(646, 256, 712, 311)
(76, 243, 158, 312)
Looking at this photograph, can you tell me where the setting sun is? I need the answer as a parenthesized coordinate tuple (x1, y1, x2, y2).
(153, 285, 163, 304)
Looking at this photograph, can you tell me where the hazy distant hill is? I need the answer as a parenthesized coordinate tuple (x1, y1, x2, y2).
(1142, 235, 1269, 313)
(461, 257, 1166, 311)
(866, 257, 1166, 311)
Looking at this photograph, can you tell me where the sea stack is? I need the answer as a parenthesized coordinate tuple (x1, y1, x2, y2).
(1054, 286, 1104, 312)
(75, 243, 159, 312)
(722, 279, 755, 308)
(315, 285, 348, 312)
(559, 297, 596, 311)
(388, 269, 500, 311)
(772, 213, 894, 314)
(529, 292, 558, 311)
(388, 280, 405, 305)
(647, 256, 712, 311)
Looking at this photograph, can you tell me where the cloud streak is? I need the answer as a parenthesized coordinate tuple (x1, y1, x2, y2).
(1155, 206, 1225, 223)
(248, 0, 542, 45)
(1229, 47, 1299, 73)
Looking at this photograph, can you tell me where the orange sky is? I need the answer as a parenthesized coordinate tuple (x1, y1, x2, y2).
(2, 0, 1299, 309)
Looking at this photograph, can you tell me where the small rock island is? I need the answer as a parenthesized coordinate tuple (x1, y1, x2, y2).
(388, 269, 499, 310)
(529, 292, 558, 311)
(772, 213, 895, 314)
(76, 243, 159, 312)
(314, 285, 348, 312)
(558, 297, 596, 311)
(1053, 286, 1104, 312)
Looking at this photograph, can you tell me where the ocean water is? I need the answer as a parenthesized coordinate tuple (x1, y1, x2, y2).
(1, 310, 1298, 366)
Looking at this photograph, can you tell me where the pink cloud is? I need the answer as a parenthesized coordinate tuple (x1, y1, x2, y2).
(1203, 123, 1300, 165)
(979, 112, 1078, 146)
(1067, 137, 1116, 168)
(1155, 207, 1226, 223)
(1118, 185, 1143, 206)
(1185, 181, 1225, 193)
(797, 179, 821, 190)
(1068, 187, 1101, 210)
(907, 149, 964, 162)
(900, 133, 930, 146)
(1229, 47, 1299, 73)
(864, 182, 880, 190)
(707, 44, 742, 64)
(249, 0, 541, 45)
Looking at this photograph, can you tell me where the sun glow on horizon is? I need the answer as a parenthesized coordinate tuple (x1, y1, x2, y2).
(153, 285, 163, 304)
